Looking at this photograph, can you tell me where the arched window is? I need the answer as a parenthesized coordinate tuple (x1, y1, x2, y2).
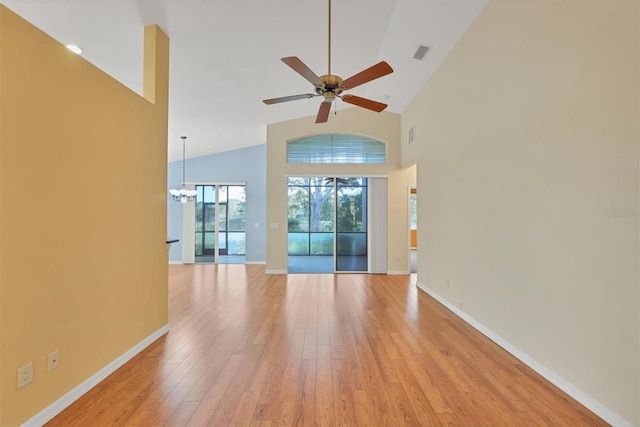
(287, 133, 386, 164)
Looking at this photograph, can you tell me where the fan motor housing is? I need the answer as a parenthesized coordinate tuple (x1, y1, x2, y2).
(317, 74, 344, 95)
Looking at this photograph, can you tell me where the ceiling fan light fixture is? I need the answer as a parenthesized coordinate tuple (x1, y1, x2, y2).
(323, 92, 336, 102)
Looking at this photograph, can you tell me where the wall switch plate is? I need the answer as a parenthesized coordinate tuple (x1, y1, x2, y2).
(48, 350, 60, 371)
(18, 362, 34, 389)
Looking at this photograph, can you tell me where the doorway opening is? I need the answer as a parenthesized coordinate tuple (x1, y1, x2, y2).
(409, 186, 417, 274)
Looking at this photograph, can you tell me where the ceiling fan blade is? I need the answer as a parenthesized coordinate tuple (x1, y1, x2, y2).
(282, 57, 324, 87)
(341, 95, 387, 112)
(341, 61, 393, 90)
(263, 94, 316, 105)
(315, 101, 332, 123)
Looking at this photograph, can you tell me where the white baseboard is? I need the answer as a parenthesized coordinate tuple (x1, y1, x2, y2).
(387, 270, 410, 275)
(22, 324, 170, 427)
(265, 269, 288, 274)
(168, 261, 183, 265)
(415, 282, 632, 427)
(245, 261, 266, 265)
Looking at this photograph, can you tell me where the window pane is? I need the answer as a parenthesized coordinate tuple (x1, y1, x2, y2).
(204, 203, 215, 231)
(336, 233, 367, 256)
(309, 184, 334, 232)
(195, 201, 204, 232)
(337, 187, 365, 232)
(195, 233, 203, 256)
(337, 177, 366, 187)
(228, 186, 246, 231)
(219, 185, 228, 203)
(310, 233, 333, 255)
(288, 134, 386, 164)
(227, 232, 245, 255)
(288, 186, 309, 232)
(204, 232, 215, 250)
(218, 204, 227, 231)
(218, 233, 227, 250)
(288, 177, 309, 186)
(228, 186, 245, 200)
(203, 185, 215, 203)
(288, 233, 309, 255)
(310, 177, 333, 187)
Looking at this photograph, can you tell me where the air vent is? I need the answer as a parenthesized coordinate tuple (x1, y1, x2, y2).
(413, 45, 431, 61)
(409, 127, 415, 144)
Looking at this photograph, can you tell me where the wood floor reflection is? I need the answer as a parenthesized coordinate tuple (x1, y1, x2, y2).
(47, 264, 607, 426)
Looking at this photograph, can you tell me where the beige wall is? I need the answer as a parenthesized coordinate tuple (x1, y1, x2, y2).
(0, 6, 169, 426)
(402, 0, 639, 423)
(266, 107, 415, 273)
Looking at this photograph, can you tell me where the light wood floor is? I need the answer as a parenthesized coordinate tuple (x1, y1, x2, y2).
(47, 265, 607, 426)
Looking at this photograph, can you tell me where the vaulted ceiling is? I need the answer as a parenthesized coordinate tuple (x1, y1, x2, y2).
(2, 0, 487, 161)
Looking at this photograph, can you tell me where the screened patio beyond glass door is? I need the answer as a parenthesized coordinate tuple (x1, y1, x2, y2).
(336, 178, 367, 272)
(195, 185, 216, 258)
(287, 177, 367, 273)
(195, 184, 246, 263)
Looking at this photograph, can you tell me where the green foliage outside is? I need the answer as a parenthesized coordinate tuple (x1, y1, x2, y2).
(287, 177, 366, 255)
(195, 185, 246, 255)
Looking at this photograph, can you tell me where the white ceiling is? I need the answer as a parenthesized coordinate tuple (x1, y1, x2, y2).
(2, 0, 487, 162)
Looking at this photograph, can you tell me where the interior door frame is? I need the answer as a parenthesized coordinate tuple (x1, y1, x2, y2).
(407, 185, 417, 273)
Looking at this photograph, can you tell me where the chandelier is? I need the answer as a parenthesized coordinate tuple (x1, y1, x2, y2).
(169, 136, 197, 203)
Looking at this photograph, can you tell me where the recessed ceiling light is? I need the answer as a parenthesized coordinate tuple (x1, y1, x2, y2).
(65, 44, 82, 55)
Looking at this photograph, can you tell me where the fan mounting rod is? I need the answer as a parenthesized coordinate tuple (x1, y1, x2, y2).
(328, 0, 332, 75)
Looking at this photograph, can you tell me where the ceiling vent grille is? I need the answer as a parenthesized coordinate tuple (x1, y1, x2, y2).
(413, 45, 431, 61)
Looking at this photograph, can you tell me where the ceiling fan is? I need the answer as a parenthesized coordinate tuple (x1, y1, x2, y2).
(262, 0, 393, 123)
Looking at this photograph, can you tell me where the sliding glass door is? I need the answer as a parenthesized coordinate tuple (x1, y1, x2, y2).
(223, 185, 247, 261)
(195, 185, 216, 259)
(336, 178, 367, 271)
(195, 184, 246, 263)
(287, 177, 335, 273)
(287, 177, 367, 273)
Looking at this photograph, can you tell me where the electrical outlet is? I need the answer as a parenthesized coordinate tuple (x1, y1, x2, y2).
(446, 279, 450, 288)
(48, 350, 60, 371)
(18, 362, 34, 389)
